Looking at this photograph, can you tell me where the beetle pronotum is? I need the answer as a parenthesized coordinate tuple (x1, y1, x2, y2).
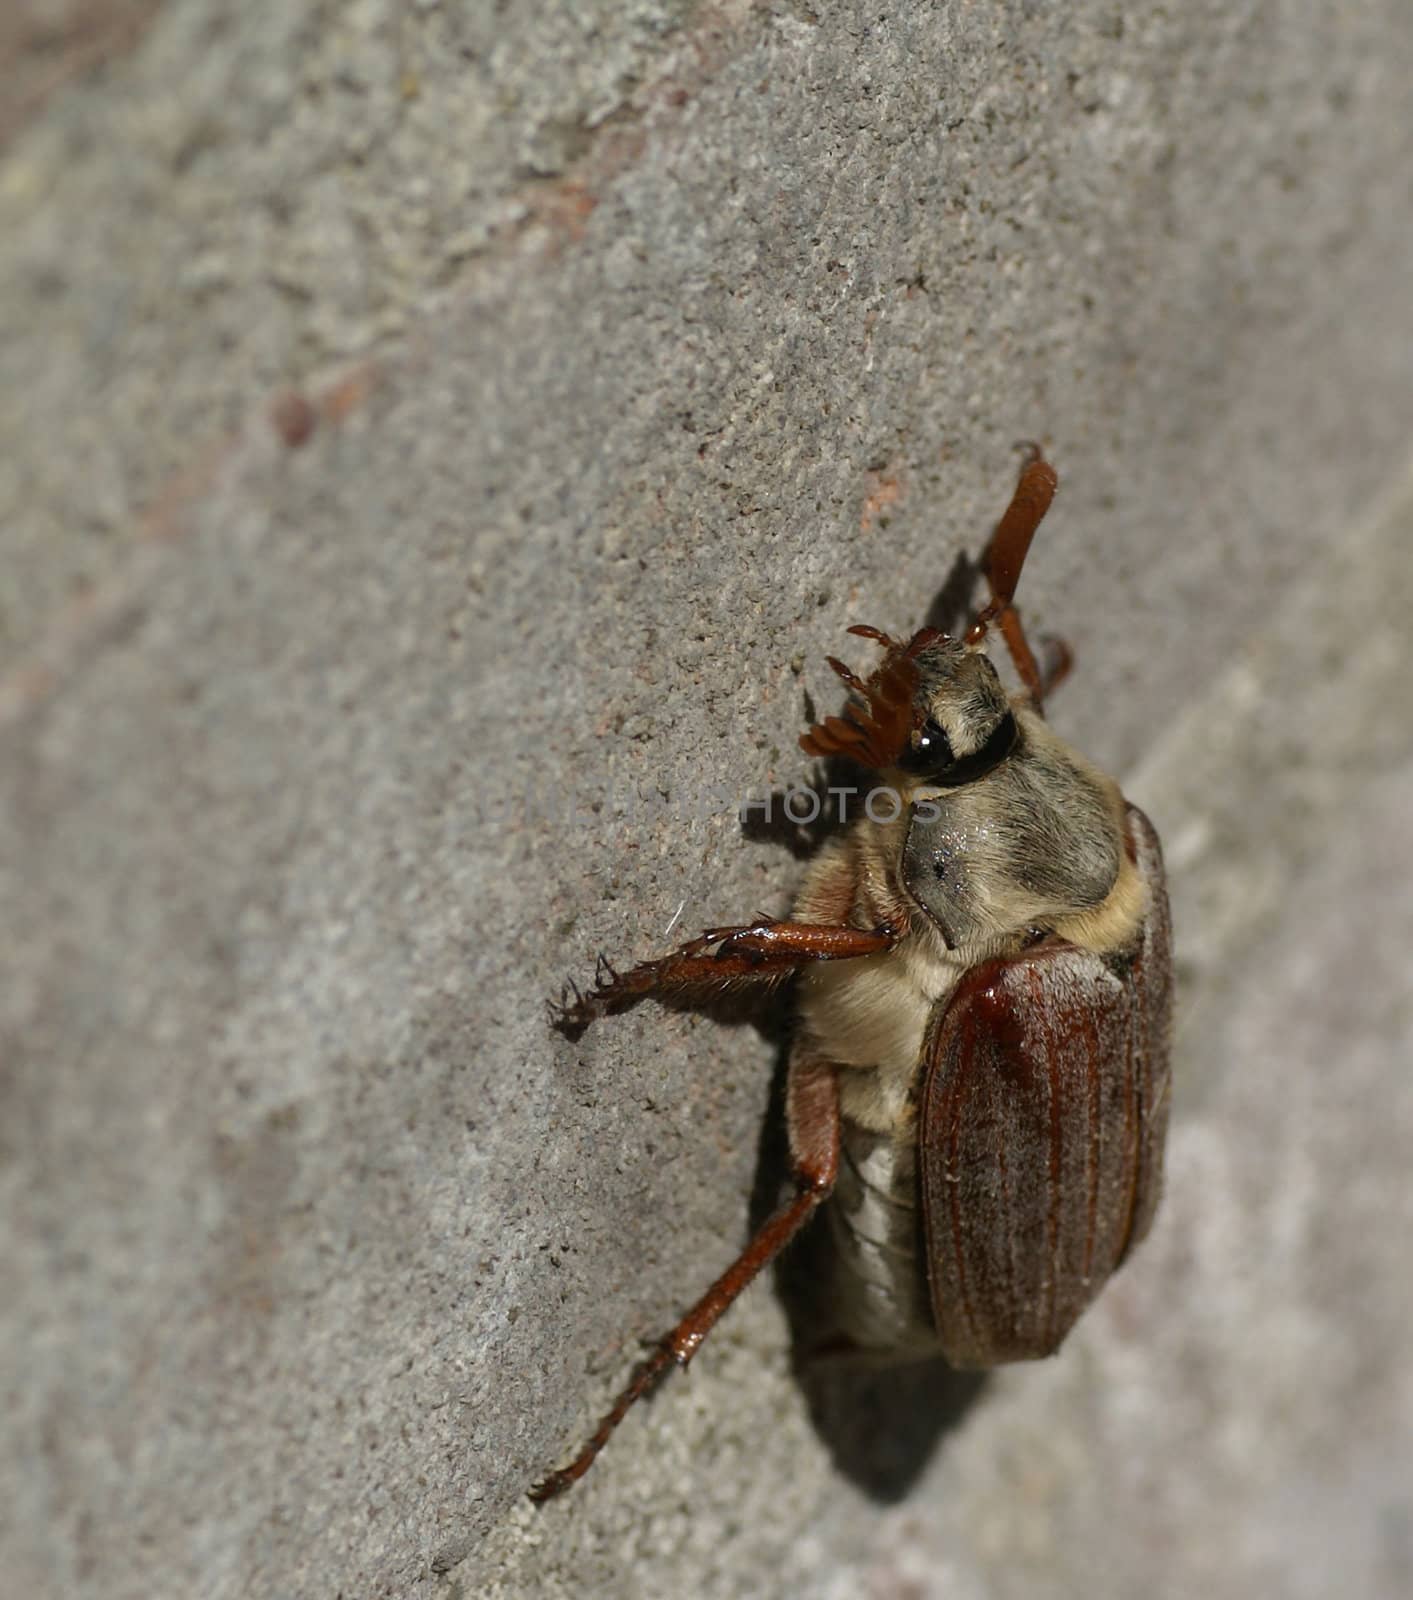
(531, 450, 1172, 1500)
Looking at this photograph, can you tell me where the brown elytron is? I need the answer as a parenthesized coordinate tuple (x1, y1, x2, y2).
(531, 450, 1173, 1501)
(920, 811, 1171, 1366)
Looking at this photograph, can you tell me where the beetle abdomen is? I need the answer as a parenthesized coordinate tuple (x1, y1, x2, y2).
(823, 1121, 938, 1354)
(917, 807, 1172, 1368)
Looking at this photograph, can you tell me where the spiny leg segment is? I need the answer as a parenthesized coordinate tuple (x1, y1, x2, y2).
(529, 1057, 843, 1502)
(550, 918, 897, 1039)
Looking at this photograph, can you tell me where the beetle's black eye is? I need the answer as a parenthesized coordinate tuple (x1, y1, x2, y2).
(901, 711, 1020, 786)
(901, 718, 954, 775)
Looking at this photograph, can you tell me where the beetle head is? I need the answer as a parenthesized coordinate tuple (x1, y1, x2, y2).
(800, 626, 1122, 952)
(798, 626, 1014, 782)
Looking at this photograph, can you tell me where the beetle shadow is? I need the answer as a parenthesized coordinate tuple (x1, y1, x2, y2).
(746, 1045, 988, 1504)
(920, 547, 983, 640)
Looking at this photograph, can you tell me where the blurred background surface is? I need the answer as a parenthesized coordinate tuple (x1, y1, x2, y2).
(2, 4, 1410, 1596)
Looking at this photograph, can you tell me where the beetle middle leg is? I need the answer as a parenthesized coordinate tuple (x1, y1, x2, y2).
(550, 918, 898, 1039)
(529, 1054, 842, 1502)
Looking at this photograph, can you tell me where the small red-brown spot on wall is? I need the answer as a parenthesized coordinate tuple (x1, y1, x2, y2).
(860, 468, 904, 531)
(270, 390, 317, 449)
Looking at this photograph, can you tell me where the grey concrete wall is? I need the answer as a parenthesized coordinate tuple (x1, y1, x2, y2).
(2, 3, 1411, 1597)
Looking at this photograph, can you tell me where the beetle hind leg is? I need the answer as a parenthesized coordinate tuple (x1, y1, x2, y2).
(528, 1180, 828, 1502)
(529, 1055, 843, 1501)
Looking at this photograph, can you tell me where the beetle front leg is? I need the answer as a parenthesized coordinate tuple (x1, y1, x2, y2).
(966, 444, 1061, 710)
(550, 918, 898, 1040)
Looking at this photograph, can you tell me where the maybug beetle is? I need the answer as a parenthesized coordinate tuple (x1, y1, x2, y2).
(530, 449, 1173, 1500)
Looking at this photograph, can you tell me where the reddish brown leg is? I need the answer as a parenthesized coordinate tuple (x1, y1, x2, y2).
(551, 918, 897, 1039)
(529, 1056, 841, 1502)
(967, 444, 1059, 708)
(986, 444, 1057, 614)
(1033, 634, 1074, 701)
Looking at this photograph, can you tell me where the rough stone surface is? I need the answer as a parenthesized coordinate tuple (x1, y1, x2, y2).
(2, 3, 1411, 1597)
